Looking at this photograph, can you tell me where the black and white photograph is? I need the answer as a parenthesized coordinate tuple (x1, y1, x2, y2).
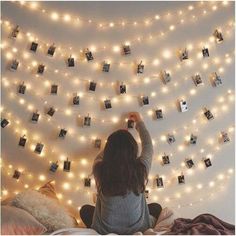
(84, 177, 91, 187)
(1, 118, 9, 128)
(102, 62, 110, 72)
(63, 158, 71, 172)
(190, 134, 197, 145)
(204, 158, 212, 168)
(50, 161, 59, 172)
(123, 45, 131, 55)
(89, 81, 97, 91)
(178, 174, 185, 184)
(51, 84, 58, 94)
(167, 134, 176, 144)
(59, 128, 67, 138)
(85, 49, 94, 61)
(155, 109, 163, 119)
(18, 82, 26, 94)
(73, 95, 80, 105)
(47, 107, 55, 117)
(179, 100, 188, 112)
(213, 29, 224, 43)
(127, 119, 135, 129)
(186, 159, 194, 169)
(104, 99, 112, 109)
(179, 48, 188, 61)
(68, 56, 75, 67)
(11, 25, 20, 38)
(34, 142, 44, 154)
(204, 108, 214, 120)
(212, 72, 223, 87)
(95, 139, 102, 149)
(18, 135, 27, 147)
(84, 116, 91, 126)
(30, 42, 38, 52)
(37, 64, 45, 74)
(221, 131, 230, 143)
(162, 154, 170, 165)
(202, 47, 210, 57)
(47, 44, 56, 56)
(142, 96, 149, 105)
(161, 70, 171, 84)
(10, 59, 19, 71)
(12, 170, 21, 179)
(193, 74, 203, 86)
(31, 111, 40, 123)
(119, 83, 126, 94)
(156, 177, 164, 188)
(137, 61, 144, 74)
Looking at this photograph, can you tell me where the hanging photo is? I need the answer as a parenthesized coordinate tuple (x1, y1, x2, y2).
(31, 111, 40, 123)
(179, 100, 188, 112)
(155, 109, 163, 119)
(73, 95, 80, 105)
(156, 176, 164, 188)
(104, 99, 112, 109)
(18, 82, 26, 94)
(189, 134, 197, 145)
(89, 81, 97, 91)
(204, 108, 214, 120)
(84, 115, 91, 127)
(161, 70, 171, 84)
(145, 190, 149, 199)
(12, 170, 21, 179)
(11, 25, 20, 39)
(47, 107, 55, 117)
(142, 96, 149, 105)
(127, 119, 135, 129)
(50, 161, 59, 172)
(123, 45, 131, 55)
(193, 74, 203, 86)
(102, 62, 110, 72)
(84, 177, 91, 187)
(85, 49, 94, 61)
(167, 134, 175, 144)
(137, 61, 144, 74)
(162, 153, 170, 165)
(68, 56, 75, 67)
(30, 42, 38, 52)
(37, 64, 45, 74)
(18, 135, 27, 147)
(47, 44, 56, 56)
(212, 72, 222, 87)
(221, 131, 230, 143)
(10, 59, 19, 71)
(202, 47, 209, 58)
(1, 118, 9, 128)
(119, 83, 126, 94)
(51, 84, 58, 95)
(204, 158, 212, 168)
(63, 158, 71, 172)
(95, 139, 102, 149)
(179, 48, 188, 61)
(34, 142, 44, 154)
(178, 174, 185, 184)
(186, 159, 194, 169)
(59, 128, 67, 138)
(213, 29, 223, 43)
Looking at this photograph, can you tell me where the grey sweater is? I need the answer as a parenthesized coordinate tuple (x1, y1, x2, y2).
(91, 121, 155, 234)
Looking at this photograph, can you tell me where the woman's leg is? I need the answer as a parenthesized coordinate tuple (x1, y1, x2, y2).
(148, 203, 162, 220)
(79, 204, 95, 228)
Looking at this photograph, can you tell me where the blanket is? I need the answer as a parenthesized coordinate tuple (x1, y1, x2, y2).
(165, 213, 235, 235)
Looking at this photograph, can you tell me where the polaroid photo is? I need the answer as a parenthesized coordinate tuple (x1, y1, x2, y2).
(11, 25, 20, 39)
(51, 84, 58, 95)
(193, 74, 203, 86)
(179, 48, 188, 61)
(19, 135, 27, 147)
(34, 143, 44, 154)
(89, 81, 96, 91)
(127, 119, 135, 129)
(213, 29, 223, 43)
(221, 131, 230, 143)
(104, 99, 112, 109)
(204, 108, 214, 120)
(178, 174, 185, 184)
(212, 73, 222, 87)
(179, 100, 188, 112)
(68, 56, 75, 67)
(156, 177, 164, 188)
(142, 96, 149, 105)
(73, 95, 80, 105)
(161, 70, 171, 84)
(190, 134, 197, 145)
(47, 44, 56, 56)
(12, 170, 21, 179)
(103, 62, 110, 72)
(50, 162, 59, 172)
(30, 42, 38, 52)
(204, 158, 212, 168)
(84, 178, 91, 187)
(167, 134, 175, 144)
(37, 64, 45, 74)
(1, 118, 9, 128)
(85, 49, 94, 61)
(186, 159, 194, 169)
(47, 107, 55, 117)
(145, 190, 149, 199)
(63, 159, 71, 172)
(137, 61, 144, 74)
(120, 84, 126, 94)
(84, 116, 91, 127)
(10, 59, 19, 71)
(18, 82, 26, 94)
(95, 139, 102, 149)
(32, 112, 40, 123)
(155, 109, 163, 119)
(162, 154, 170, 165)
(202, 47, 209, 58)
(59, 129, 67, 138)
(123, 45, 131, 55)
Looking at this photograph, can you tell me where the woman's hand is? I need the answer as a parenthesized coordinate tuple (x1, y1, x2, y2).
(128, 112, 143, 123)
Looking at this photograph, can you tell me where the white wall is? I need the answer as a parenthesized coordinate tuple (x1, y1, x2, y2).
(1, 1, 235, 224)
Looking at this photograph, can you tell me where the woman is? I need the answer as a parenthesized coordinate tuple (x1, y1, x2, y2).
(80, 112, 162, 234)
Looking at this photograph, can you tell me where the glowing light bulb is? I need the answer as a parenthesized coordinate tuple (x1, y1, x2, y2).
(162, 49, 171, 59)
(63, 14, 71, 22)
(62, 182, 71, 190)
(51, 12, 59, 21)
(169, 25, 175, 31)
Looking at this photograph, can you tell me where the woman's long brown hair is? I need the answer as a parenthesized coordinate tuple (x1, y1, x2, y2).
(93, 129, 147, 196)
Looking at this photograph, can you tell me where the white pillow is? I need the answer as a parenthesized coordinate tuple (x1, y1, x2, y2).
(51, 228, 98, 235)
(12, 190, 76, 232)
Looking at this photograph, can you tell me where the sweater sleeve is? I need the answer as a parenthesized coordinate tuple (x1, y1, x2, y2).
(136, 121, 153, 174)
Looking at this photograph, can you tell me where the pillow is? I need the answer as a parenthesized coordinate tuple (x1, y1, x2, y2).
(51, 228, 98, 235)
(156, 207, 173, 224)
(11, 190, 77, 232)
(1, 205, 47, 235)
